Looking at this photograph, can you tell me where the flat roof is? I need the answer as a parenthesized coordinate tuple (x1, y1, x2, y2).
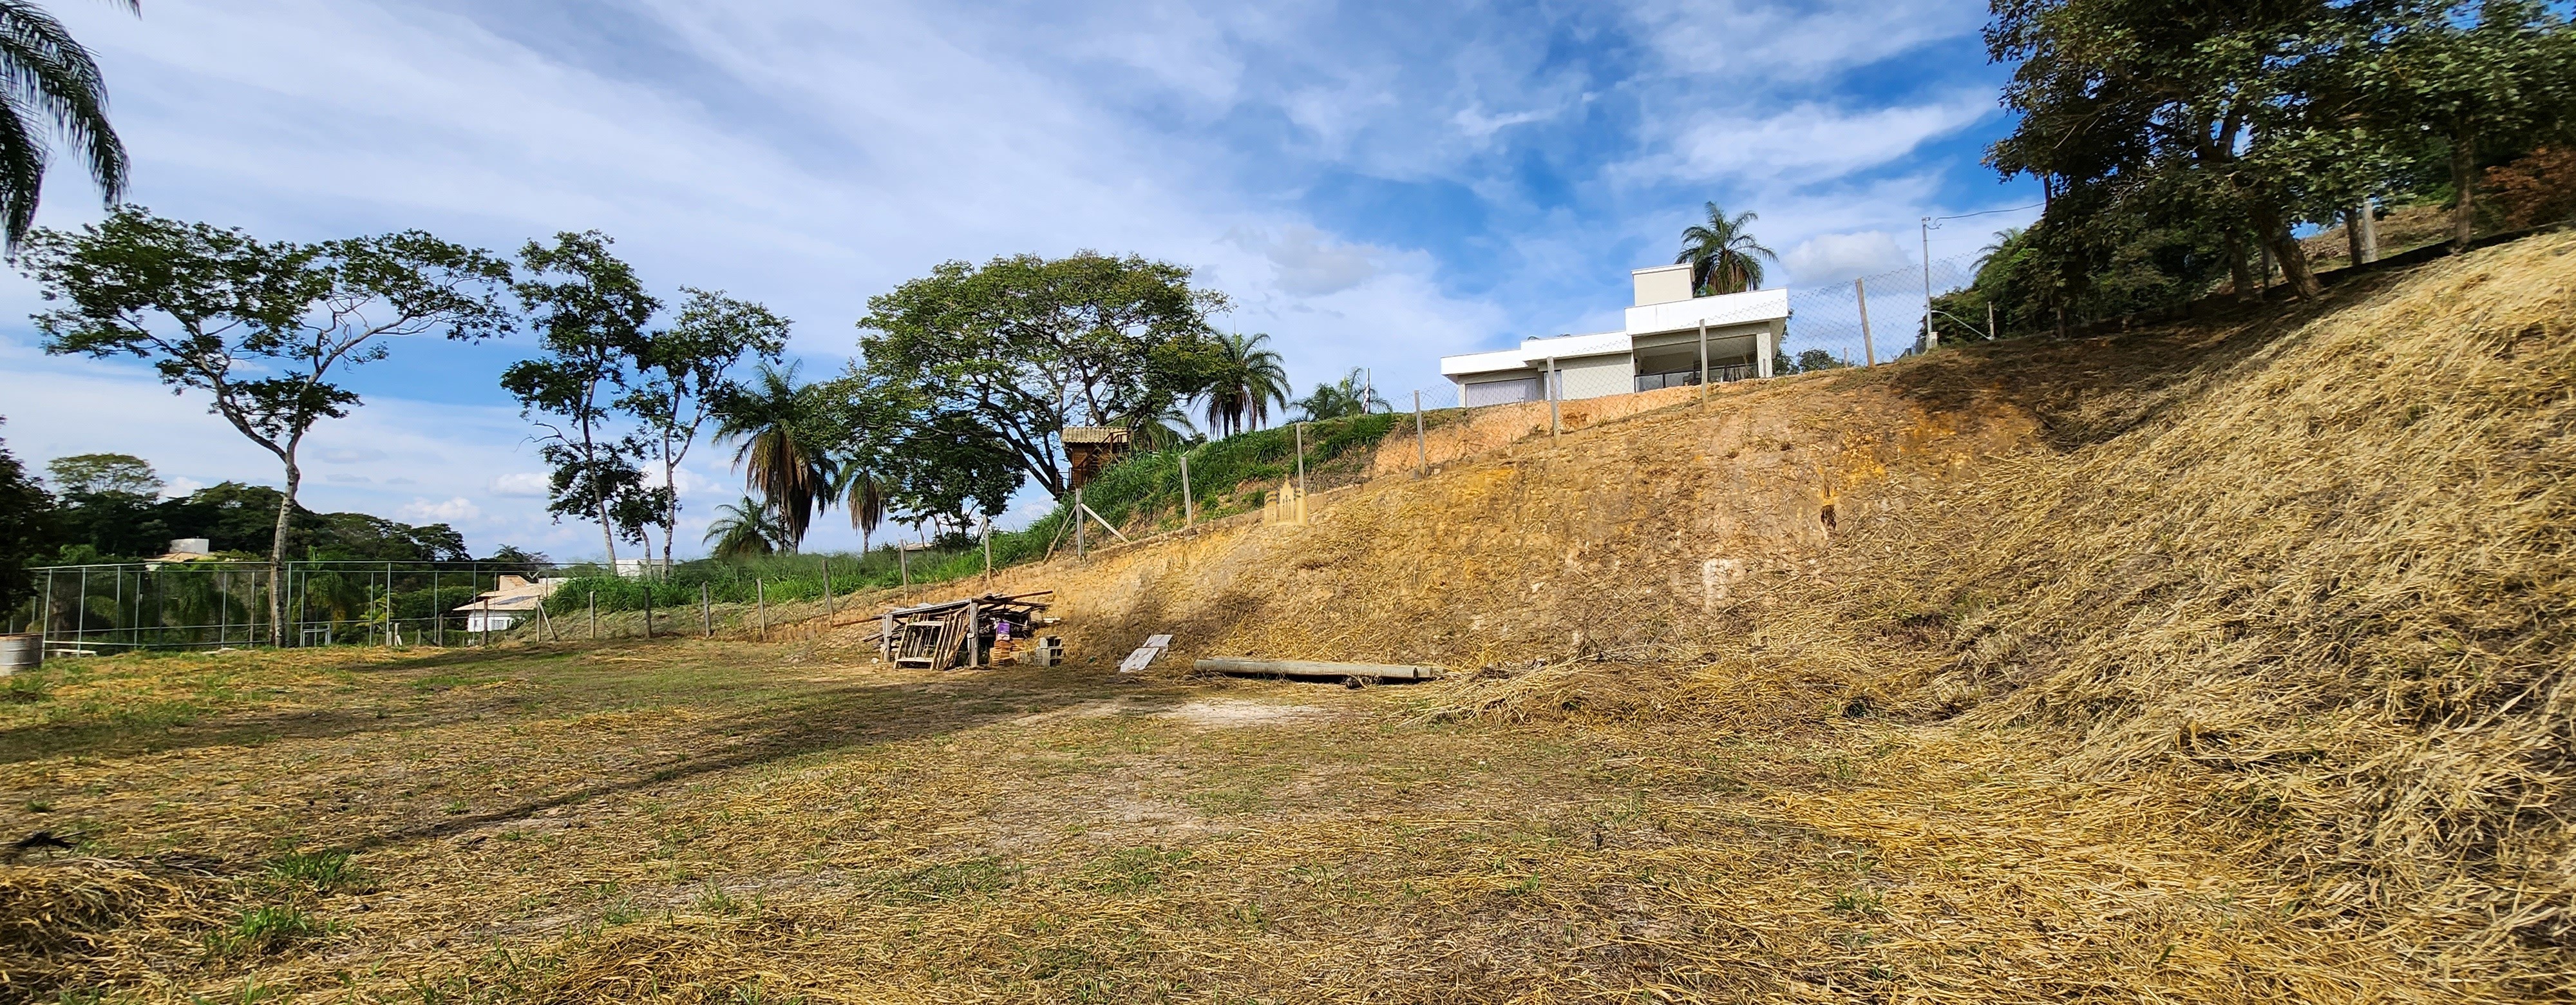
(1440, 330, 1631, 378)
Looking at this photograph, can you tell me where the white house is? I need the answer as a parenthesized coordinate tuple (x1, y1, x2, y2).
(1442, 263, 1790, 407)
(452, 575, 567, 632)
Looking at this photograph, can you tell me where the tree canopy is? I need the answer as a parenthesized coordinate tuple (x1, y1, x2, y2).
(24, 206, 513, 643)
(853, 251, 1229, 505)
(501, 231, 659, 567)
(1984, 0, 2576, 311)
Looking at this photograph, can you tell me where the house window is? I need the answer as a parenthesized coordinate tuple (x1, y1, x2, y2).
(1463, 377, 1541, 407)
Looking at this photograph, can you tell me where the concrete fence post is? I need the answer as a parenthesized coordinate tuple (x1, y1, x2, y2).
(1414, 390, 1428, 475)
(1857, 276, 1877, 366)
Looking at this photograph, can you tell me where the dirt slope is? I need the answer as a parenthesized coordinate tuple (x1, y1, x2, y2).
(923, 232, 2576, 991)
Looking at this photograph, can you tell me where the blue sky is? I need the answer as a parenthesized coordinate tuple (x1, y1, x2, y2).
(0, 0, 2038, 558)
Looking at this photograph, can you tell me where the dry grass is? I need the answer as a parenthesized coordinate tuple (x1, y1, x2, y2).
(1, 235, 2567, 1002)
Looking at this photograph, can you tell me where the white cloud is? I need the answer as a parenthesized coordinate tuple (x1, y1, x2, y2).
(399, 497, 482, 522)
(1630, 93, 1997, 187)
(1620, 0, 1984, 82)
(317, 446, 388, 463)
(326, 472, 373, 484)
(1783, 231, 1913, 285)
(1226, 225, 1384, 296)
(489, 472, 551, 497)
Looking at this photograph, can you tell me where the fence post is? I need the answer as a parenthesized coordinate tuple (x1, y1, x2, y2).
(1988, 301, 1998, 341)
(1180, 453, 1195, 528)
(900, 542, 913, 591)
(76, 568, 86, 650)
(1696, 322, 1709, 400)
(1295, 421, 1307, 501)
(702, 582, 711, 638)
(982, 515, 994, 589)
(822, 558, 833, 618)
(1413, 390, 1428, 475)
(39, 569, 51, 647)
(1545, 357, 1560, 442)
(1074, 488, 1086, 559)
(966, 599, 980, 668)
(480, 596, 491, 647)
(757, 579, 767, 641)
(589, 591, 597, 641)
(1857, 276, 1877, 366)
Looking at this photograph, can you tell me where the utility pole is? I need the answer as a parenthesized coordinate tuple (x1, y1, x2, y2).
(1856, 276, 1877, 365)
(1073, 486, 1085, 559)
(1920, 216, 1938, 349)
(1180, 454, 1195, 526)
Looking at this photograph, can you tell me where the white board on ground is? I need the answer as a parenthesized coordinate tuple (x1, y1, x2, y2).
(1119, 635, 1173, 673)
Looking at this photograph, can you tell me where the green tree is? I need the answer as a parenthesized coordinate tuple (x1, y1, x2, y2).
(2352, 0, 2576, 249)
(1674, 202, 1776, 296)
(502, 231, 658, 569)
(702, 495, 782, 561)
(44, 452, 158, 495)
(44, 453, 162, 557)
(1200, 331, 1291, 437)
(1986, 0, 2356, 299)
(1292, 368, 1389, 421)
(623, 287, 789, 570)
(0, 419, 53, 617)
(855, 251, 1229, 500)
(712, 361, 835, 551)
(26, 207, 512, 644)
(0, 1, 134, 249)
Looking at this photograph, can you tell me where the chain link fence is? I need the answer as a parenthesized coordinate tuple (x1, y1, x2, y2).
(12, 560, 573, 653)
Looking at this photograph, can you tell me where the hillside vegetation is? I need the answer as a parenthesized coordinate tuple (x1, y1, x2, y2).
(928, 231, 2575, 994)
(2, 234, 2566, 1003)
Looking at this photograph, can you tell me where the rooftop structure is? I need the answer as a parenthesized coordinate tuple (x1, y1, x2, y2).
(1441, 265, 1792, 407)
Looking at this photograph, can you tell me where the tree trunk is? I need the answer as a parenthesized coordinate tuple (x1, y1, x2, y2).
(2345, 206, 2367, 267)
(2226, 231, 2257, 303)
(598, 492, 619, 571)
(268, 453, 299, 647)
(2451, 128, 2477, 251)
(2251, 205, 2323, 300)
(661, 429, 677, 579)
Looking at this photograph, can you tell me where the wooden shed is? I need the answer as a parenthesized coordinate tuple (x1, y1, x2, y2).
(1062, 426, 1131, 489)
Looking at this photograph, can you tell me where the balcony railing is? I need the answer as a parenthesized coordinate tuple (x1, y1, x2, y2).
(1634, 364, 1752, 392)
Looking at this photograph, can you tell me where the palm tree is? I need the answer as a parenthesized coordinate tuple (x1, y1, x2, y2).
(1115, 398, 1201, 451)
(1201, 332, 1291, 437)
(833, 463, 888, 553)
(1291, 368, 1389, 421)
(0, 1, 135, 250)
(1675, 202, 1777, 296)
(712, 361, 833, 551)
(703, 496, 782, 561)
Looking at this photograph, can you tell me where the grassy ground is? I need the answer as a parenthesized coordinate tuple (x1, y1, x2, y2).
(0, 640, 2463, 1003)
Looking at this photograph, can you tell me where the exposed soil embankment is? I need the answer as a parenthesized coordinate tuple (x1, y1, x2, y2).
(909, 233, 2576, 992)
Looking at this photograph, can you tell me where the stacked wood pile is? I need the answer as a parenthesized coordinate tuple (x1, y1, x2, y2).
(876, 592, 1054, 671)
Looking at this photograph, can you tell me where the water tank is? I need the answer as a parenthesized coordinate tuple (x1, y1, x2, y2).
(0, 633, 39, 673)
